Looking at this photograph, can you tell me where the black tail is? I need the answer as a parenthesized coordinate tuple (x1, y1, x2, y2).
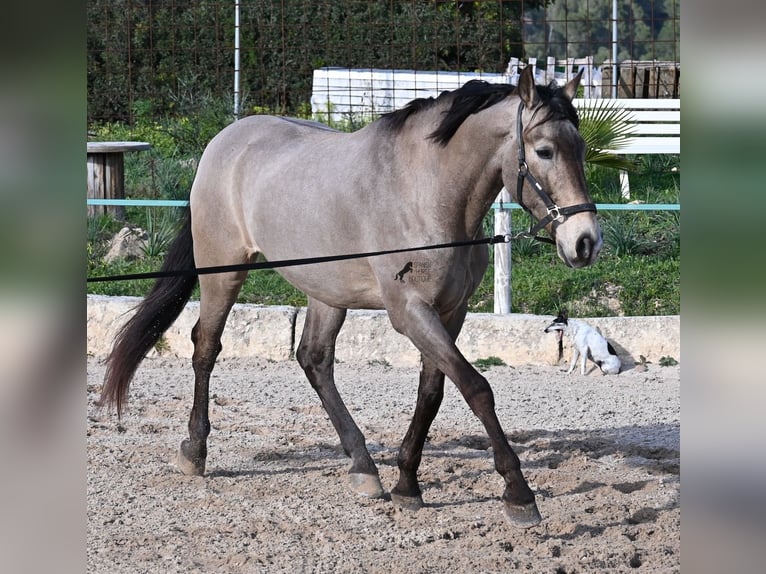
(99, 211, 197, 417)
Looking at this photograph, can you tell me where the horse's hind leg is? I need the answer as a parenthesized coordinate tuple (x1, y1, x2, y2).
(296, 298, 384, 498)
(176, 270, 247, 475)
(390, 355, 444, 510)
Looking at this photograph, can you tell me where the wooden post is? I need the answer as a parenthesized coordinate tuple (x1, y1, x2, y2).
(493, 187, 512, 314)
(658, 63, 680, 98)
(87, 152, 126, 219)
(86, 142, 151, 220)
(620, 61, 636, 98)
(600, 61, 612, 98)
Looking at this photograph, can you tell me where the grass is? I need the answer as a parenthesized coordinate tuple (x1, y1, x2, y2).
(473, 356, 507, 372)
(87, 109, 679, 318)
(154, 336, 170, 355)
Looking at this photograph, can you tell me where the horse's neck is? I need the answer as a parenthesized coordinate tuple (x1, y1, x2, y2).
(426, 112, 510, 238)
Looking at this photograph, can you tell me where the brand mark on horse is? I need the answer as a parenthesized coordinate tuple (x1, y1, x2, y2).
(394, 262, 413, 282)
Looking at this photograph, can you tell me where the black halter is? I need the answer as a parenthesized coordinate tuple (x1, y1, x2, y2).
(514, 101, 597, 244)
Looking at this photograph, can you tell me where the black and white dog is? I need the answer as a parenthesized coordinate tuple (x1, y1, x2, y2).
(544, 309, 622, 375)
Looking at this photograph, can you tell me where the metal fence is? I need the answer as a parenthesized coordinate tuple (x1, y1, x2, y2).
(87, 0, 680, 124)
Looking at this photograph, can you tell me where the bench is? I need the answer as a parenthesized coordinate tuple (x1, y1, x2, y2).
(573, 98, 680, 198)
(87, 141, 151, 219)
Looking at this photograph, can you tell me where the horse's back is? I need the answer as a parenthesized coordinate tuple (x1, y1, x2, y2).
(202, 115, 339, 161)
(192, 115, 343, 206)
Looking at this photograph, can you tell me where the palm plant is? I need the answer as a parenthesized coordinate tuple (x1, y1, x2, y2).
(578, 99, 636, 172)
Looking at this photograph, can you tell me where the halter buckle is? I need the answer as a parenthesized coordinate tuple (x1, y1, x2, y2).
(518, 161, 529, 177)
(547, 205, 565, 223)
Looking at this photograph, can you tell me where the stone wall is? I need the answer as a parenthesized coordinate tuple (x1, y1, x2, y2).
(87, 295, 680, 368)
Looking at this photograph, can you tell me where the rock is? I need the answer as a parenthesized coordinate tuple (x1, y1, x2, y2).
(104, 227, 148, 262)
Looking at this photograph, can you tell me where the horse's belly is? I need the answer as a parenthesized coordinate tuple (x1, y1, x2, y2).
(275, 261, 385, 310)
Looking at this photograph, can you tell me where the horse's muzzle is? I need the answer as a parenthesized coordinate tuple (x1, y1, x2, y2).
(558, 229, 603, 269)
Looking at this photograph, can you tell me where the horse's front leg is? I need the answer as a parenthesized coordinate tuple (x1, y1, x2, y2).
(388, 299, 541, 527)
(390, 356, 445, 510)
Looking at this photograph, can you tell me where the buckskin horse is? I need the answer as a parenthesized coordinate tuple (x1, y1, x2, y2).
(99, 66, 601, 527)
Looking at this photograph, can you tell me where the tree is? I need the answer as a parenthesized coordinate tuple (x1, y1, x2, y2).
(523, 0, 680, 63)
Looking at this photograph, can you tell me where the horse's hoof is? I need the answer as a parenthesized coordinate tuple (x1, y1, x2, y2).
(390, 491, 424, 511)
(175, 444, 206, 476)
(504, 501, 542, 528)
(348, 473, 385, 499)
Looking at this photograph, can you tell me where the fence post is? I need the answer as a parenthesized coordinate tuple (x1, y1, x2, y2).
(566, 57, 575, 83)
(546, 56, 555, 84)
(233, 0, 241, 119)
(493, 188, 512, 314)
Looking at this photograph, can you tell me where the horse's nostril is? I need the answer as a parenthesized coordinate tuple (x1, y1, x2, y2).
(576, 236, 593, 261)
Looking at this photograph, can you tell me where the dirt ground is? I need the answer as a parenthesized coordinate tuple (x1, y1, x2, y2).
(87, 355, 679, 573)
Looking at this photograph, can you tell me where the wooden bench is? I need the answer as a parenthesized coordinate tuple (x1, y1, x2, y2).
(87, 141, 151, 219)
(573, 98, 680, 198)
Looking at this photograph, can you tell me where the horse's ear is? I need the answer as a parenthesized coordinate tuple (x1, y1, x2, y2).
(562, 69, 583, 101)
(560, 308, 569, 320)
(518, 65, 539, 110)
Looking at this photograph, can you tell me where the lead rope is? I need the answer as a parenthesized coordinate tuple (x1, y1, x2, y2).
(87, 234, 518, 283)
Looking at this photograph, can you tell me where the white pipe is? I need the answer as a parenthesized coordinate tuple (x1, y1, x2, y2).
(234, 0, 241, 119)
(612, 0, 618, 98)
(493, 188, 512, 314)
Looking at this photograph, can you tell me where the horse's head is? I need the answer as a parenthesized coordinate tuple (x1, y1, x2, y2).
(504, 66, 602, 269)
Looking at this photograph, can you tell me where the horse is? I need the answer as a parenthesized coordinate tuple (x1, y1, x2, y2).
(98, 66, 602, 528)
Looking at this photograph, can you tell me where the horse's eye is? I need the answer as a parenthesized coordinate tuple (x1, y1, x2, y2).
(536, 148, 553, 160)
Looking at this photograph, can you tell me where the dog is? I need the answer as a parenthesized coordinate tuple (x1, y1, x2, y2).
(544, 309, 622, 375)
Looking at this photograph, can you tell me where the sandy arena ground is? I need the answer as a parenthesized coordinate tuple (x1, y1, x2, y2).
(87, 355, 679, 573)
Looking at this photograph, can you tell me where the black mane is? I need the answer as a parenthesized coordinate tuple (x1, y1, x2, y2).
(380, 79, 579, 146)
